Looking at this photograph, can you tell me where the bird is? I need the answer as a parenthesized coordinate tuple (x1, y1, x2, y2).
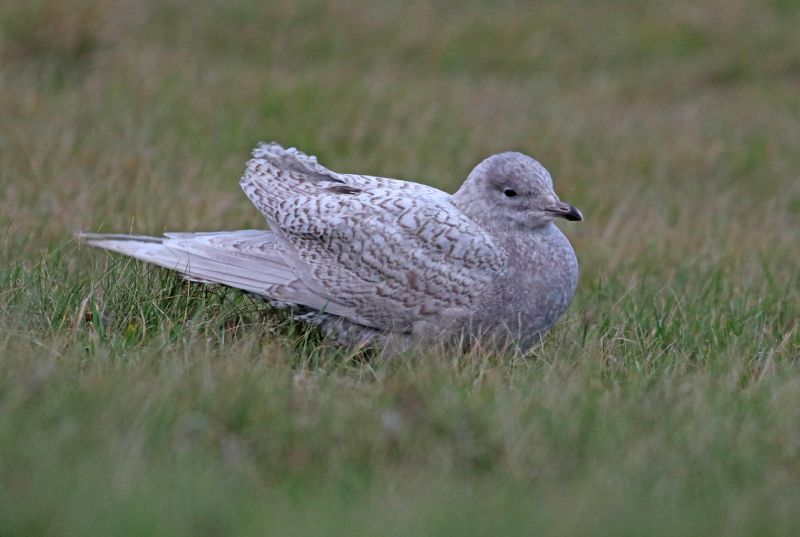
(79, 142, 583, 352)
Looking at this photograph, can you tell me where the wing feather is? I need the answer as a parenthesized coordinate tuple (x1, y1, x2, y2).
(78, 230, 366, 322)
(240, 143, 507, 331)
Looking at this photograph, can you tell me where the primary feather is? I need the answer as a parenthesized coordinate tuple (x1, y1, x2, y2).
(78, 230, 358, 320)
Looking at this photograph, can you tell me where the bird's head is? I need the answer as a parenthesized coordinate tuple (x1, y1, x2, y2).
(453, 151, 582, 230)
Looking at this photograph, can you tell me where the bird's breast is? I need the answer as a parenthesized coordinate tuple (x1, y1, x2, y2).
(479, 224, 579, 344)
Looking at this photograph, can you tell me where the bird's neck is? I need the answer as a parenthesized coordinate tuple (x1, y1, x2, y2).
(450, 189, 487, 225)
(492, 222, 564, 253)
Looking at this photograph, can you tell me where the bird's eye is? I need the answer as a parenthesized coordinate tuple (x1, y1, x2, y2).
(503, 189, 517, 198)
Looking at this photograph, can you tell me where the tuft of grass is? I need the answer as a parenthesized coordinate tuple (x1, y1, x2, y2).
(1, 0, 799, 535)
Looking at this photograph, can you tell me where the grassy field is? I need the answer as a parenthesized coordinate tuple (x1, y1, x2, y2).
(2, 0, 800, 535)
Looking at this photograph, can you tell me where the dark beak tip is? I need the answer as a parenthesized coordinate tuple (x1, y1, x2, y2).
(566, 208, 584, 222)
(549, 203, 583, 222)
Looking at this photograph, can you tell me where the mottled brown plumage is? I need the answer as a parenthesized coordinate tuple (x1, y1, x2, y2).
(80, 142, 583, 352)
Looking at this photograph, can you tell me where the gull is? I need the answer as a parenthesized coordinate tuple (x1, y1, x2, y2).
(80, 142, 582, 352)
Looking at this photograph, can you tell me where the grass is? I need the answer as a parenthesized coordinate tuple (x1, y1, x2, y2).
(1, 0, 800, 535)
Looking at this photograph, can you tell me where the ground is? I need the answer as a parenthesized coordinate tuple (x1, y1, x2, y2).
(1, 1, 799, 535)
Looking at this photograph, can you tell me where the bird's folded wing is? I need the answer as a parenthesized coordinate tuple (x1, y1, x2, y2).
(241, 143, 508, 331)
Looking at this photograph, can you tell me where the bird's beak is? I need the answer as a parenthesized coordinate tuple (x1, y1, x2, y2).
(545, 201, 583, 222)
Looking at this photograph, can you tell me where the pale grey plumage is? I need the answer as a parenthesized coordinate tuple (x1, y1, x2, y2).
(80, 142, 582, 352)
